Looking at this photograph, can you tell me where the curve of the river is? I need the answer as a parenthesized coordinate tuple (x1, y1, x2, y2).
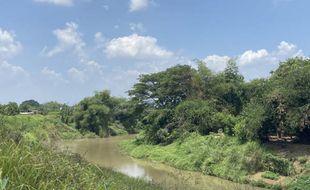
(61, 135, 266, 190)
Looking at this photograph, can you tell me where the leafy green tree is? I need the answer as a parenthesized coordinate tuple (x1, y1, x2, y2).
(60, 104, 73, 124)
(142, 108, 175, 144)
(74, 98, 111, 136)
(4, 102, 19, 116)
(19, 100, 40, 112)
(234, 101, 267, 142)
(129, 65, 196, 108)
(42, 101, 62, 113)
(175, 100, 217, 135)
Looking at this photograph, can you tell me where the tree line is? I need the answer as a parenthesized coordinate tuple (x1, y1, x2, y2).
(127, 58, 310, 144)
(1, 57, 309, 143)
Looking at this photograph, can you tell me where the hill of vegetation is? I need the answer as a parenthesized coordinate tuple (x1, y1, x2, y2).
(0, 114, 160, 190)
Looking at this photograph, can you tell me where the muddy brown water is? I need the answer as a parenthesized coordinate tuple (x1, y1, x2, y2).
(61, 135, 266, 190)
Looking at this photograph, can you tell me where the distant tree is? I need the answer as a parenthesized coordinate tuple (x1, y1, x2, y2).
(42, 101, 62, 113)
(4, 102, 19, 116)
(19, 100, 40, 112)
(129, 65, 196, 108)
(74, 97, 111, 136)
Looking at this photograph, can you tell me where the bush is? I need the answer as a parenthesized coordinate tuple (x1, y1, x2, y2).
(263, 153, 292, 176)
(262, 171, 280, 180)
(121, 133, 290, 183)
(297, 156, 308, 164)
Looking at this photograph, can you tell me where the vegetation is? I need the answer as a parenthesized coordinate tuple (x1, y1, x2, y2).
(127, 58, 310, 145)
(120, 58, 310, 189)
(0, 57, 309, 189)
(73, 90, 138, 137)
(0, 114, 161, 190)
(121, 133, 291, 183)
(261, 171, 280, 180)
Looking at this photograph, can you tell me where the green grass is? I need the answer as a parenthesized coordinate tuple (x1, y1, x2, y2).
(120, 133, 292, 183)
(0, 114, 82, 143)
(297, 156, 308, 164)
(0, 114, 161, 190)
(261, 171, 280, 180)
(0, 140, 161, 190)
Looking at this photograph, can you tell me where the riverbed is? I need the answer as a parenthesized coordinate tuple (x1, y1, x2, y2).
(61, 135, 266, 190)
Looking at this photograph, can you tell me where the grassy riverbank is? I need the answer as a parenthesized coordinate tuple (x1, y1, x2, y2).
(0, 115, 161, 190)
(120, 133, 310, 189)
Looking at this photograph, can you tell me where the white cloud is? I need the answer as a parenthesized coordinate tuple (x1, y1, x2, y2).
(33, 0, 74, 6)
(277, 41, 303, 57)
(203, 55, 231, 72)
(0, 29, 22, 59)
(0, 61, 29, 79)
(238, 49, 269, 65)
(129, 0, 149, 12)
(129, 23, 146, 33)
(46, 22, 85, 57)
(202, 41, 304, 79)
(105, 34, 173, 60)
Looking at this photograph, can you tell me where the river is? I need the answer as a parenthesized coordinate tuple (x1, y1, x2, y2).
(61, 135, 266, 190)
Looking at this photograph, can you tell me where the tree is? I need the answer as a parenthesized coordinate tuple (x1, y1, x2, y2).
(129, 65, 196, 108)
(74, 97, 111, 136)
(4, 102, 19, 116)
(234, 101, 267, 142)
(19, 100, 40, 112)
(60, 104, 73, 124)
(42, 101, 62, 113)
(175, 100, 217, 135)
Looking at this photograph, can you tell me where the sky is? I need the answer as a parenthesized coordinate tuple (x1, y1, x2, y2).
(0, 0, 309, 104)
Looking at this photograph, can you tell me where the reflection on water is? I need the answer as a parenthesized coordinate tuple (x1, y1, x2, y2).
(61, 136, 265, 190)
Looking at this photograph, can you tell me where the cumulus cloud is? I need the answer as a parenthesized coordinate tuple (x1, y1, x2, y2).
(0, 28, 29, 86)
(203, 55, 230, 72)
(238, 49, 269, 65)
(46, 22, 85, 57)
(0, 28, 22, 59)
(202, 41, 304, 79)
(33, 0, 74, 6)
(129, 0, 149, 12)
(105, 34, 173, 60)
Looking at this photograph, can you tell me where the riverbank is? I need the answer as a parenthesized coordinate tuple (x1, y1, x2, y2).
(120, 133, 310, 189)
(0, 115, 161, 189)
(62, 135, 266, 190)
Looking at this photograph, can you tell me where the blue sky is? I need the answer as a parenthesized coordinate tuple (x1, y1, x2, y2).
(0, 0, 309, 104)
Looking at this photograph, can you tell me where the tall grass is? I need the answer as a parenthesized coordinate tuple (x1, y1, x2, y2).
(0, 140, 161, 190)
(120, 133, 291, 184)
(0, 115, 161, 190)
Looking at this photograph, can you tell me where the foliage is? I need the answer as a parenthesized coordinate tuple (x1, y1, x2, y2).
(121, 133, 291, 183)
(129, 65, 196, 108)
(261, 171, 280, 180)
(234, 101, 267, 142)
(19, 99, 40, 112)
(0, 113, 160, 190)
(125, 58, 310, 144)
(1, 102, 19, 116)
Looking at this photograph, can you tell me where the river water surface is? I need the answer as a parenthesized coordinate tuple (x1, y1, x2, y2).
(61, 135, 265, 190)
